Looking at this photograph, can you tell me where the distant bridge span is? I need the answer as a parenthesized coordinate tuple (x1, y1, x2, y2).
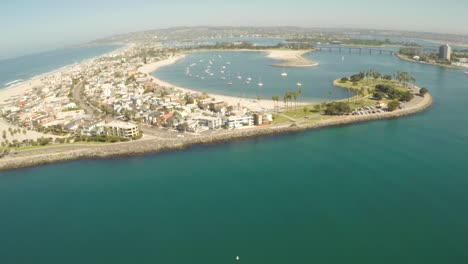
(316, 46, 396, 55)
(316, 45, 439, 55)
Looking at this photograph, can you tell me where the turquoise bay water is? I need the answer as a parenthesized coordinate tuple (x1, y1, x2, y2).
(2, 50, 468, 263)
(0, 44, 121, 90)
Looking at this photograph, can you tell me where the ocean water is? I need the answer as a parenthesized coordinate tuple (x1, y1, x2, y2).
(1, 50, 468, 263)
(0, 44, 121, 90)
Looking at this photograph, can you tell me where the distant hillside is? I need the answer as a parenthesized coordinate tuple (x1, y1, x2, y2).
(90, 26, 468, 46)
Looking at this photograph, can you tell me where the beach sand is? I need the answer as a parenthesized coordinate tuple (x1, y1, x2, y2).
(140, 54, 279, 111)
(265, 50, 318, 67)
(139, 50, 315, 111)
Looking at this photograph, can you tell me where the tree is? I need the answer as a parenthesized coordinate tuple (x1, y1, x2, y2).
(324, 102, 351, 115)
(372, 72, 381, 80)
(383, 75, 392, 80)
(387, 100, 400, 111)
(292, 91, 298, 111)
(400, 91, 414, 102)
(272, 96, 280, 113)
(313, 104, 322, 113)
(297, 89, 302, 107)
(373, 92, 384, 100)
(177, 122, 189, 132)
(420, 87, 429, 96)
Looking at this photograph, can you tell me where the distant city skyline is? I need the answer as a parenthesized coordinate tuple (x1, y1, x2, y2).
(1, 0, 468, 59)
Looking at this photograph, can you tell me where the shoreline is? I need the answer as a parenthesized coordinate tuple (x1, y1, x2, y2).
(0, 44, 127, 100)
(0, 47, 434, 171)
(141, 51, 312, 111)
(0, 93, 432, 171)
(264, 49, 319, 67)
(188, 48, 318, 68)
(396, 53, 465, 70)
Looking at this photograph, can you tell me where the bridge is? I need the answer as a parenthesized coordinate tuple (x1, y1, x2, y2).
(316, 46, 396, 55)
(316, 45, 439, 55)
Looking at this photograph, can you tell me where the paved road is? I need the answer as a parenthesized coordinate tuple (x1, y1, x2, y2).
(71, 82, 96, 116)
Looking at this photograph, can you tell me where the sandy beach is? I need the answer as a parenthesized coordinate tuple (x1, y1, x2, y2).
(141, 54, 277, 111)
(264, 50, 318, 67)
(139, 50, 316, 111)
(0, 44, 129, 102)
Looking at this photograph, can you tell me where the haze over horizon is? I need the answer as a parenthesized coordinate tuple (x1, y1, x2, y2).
(2, 0, 468, 59)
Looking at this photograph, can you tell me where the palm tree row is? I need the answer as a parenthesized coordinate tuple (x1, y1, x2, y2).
(282, 89, 302, 111)
(2, 128, 27, 140)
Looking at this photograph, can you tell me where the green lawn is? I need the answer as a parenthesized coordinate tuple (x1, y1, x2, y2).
(300, 115, 335, 125)
(0, 141, 114, 153)
(281, 106, 320, 119)
(334, 78, 410, 95)
(272, 114, 291, 124)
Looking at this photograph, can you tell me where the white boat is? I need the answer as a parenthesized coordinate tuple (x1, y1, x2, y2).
(226, 62, 231, 65)
(237, 76, 242, 80)
(220, 77, 226, 80)
(281, 72, 288, 77)
(257, 82, 264, 87)
(247, 77, 252, 81)
(465, 72, 468, 74)
(227, 82, 233, 85)
(296, 82, 302, 86)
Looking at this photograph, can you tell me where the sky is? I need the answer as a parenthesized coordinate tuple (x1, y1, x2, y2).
(1, 0, 467, 59)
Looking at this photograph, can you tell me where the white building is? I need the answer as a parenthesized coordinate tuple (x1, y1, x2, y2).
(106, 120, 140, 139)
(439, 44, 452, 61)
(197, 116, 223, 130)
(226, 115, 254, 129)
(81, 121, 105, 136)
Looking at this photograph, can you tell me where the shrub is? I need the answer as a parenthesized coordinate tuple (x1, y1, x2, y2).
(324, 102, 351, 115)
(387, 100, 400, 111)
(420, 87, 429, 96)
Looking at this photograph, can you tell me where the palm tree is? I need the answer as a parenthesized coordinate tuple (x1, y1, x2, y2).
(283, 95, 288, 110)
(272, 96, 281, 113)
(297, 89, 302, 106)
(275, 96, 279, 112)
(292, 92, 298, 111)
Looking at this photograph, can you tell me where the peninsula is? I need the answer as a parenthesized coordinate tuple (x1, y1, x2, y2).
(0, 43, 432, 171)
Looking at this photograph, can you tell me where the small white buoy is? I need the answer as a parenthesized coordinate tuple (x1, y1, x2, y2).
(236, 256, 240, 261)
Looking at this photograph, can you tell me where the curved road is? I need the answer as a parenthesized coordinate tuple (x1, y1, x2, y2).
(71, 82, 96, 116)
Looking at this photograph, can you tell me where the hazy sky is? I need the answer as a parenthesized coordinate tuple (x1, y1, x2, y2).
(1, 0, 467, 59)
